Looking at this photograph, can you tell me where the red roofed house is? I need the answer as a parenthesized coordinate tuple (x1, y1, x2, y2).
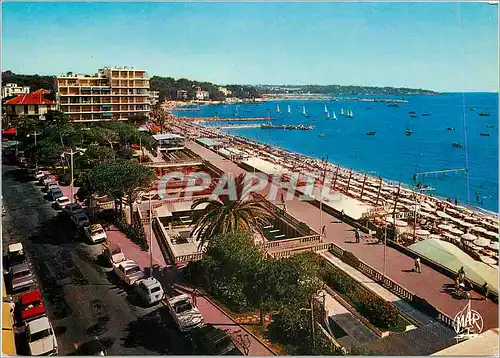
(3, 89, 56, 119)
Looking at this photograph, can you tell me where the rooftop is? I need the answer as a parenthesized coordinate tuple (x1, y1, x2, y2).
(153, 133, 184, 141)
(4, 89, 55, 106)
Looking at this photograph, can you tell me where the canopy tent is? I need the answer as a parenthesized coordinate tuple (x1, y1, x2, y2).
(462, 233, 477, 241)
(474, 238, 491, 247)
(408, 239, 498, 295)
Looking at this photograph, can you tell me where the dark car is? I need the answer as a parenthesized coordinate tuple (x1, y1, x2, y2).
(191, 324, 243, 355)
(61, 203, 83, 216)
(47, 187, 64, 201)
(10, 262, 36, 292)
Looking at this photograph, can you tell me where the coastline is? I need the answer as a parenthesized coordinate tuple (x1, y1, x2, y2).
(164, 101, 499, 218)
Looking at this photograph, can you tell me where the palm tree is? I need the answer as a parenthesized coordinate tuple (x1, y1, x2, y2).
(190, 173, 274, 249)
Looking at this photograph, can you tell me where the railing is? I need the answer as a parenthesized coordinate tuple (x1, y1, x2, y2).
(326, 242, 456, 329)
(263, 234, 321, 250)
(152, 216, 176, 263)
(175, 252, 204, 263)
(267, 242, 334, 259)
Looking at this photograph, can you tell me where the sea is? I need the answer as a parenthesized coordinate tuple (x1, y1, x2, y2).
(173, 93, 499, 213)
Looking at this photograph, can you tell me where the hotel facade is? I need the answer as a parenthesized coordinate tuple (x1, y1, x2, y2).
(55, 67, 151, 122)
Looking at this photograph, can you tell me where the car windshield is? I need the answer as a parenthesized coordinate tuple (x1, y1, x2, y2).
(111, 248, 122, 255)
(150, 286, 162, 294)
(59, 198, 70, 203)
(77, 216, 88, 222)
(13, 269, 30, 279)
(29, 328, 52, 342)
(174, 301, 193, 314)
(23, 300, 42, 310)
(126, 266, 141, 275)
(91, 229, 105, 235)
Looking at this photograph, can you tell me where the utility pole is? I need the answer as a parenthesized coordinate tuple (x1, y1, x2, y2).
(29, 131, 41, 168)
(375, 176, 382, 206)
(319, 156, 328, 237)
(391, 183, 402, 244)
(139, 136, 142, 164)
(149, 189, 154, 273)
(61, 149, 81, 203)
(332, 165, 339, 189)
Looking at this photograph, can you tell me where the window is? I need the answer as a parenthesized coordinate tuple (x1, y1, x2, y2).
(34, 105, 39, 114)
(24, 105, 29, 114)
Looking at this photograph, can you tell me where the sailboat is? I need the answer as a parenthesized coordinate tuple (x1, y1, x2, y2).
(341, 108, 345, 116)
(326, 110, 330, 119)
(324, 105, 328, 114)
(303, 106, 307, 116)
(405, 126, 413, 136)
(347, 108, 354, 119)
(287, 105, 291, 114)
(332, 111, 337, 120)
(276, 104, 281, 114)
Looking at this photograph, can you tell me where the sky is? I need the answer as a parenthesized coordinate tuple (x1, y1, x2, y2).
(1, 1, 499, 92)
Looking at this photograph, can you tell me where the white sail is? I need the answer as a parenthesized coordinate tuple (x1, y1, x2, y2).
(287, 105, 291, 114)
(326, 111, 330, 119)
(324, 104, 328, 114)
(277, 104, 281, 113)
(333, 111, 337, 120)
(303, 106, 306, 115)
(350, 108, 354, 117)
(341, 108, 344, 116)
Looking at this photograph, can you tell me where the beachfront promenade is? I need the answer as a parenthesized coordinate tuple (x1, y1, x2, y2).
(186, 141, 499, 331)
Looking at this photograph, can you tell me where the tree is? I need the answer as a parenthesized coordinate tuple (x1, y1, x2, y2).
(190, 173, 273, 248)
(80, 144, 114, 166)
(127, 114, 148, 125)
(151, 104, 168, 133)
(44, 110, 69, 123)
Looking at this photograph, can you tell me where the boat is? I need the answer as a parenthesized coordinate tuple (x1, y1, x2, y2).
(487, 124, 494, 128)
(480, 132, 491, 136)
(479, 112, 491, 116)
(332, 111, 337, 120)
(303, 106, 307, 116)
(470, 107, 476, 111)
(409, 111, 416, 114)
(276, 104, 281, 114)
(366, 131, 376, 136)
(287, 105, 291, 114)
(416, 183, 435, 192)
(347, 108, 354, 118)
(324, 104, 328, 114)
(405, 127, 413, 136)
(341, 108, 345, 116)
(409, 114, 417, 118)
(446, 127, 455, 131)
(318, 133, 325, 137)
(422, 113, 431, 117)
(452, 142, 463, 148)
(326, 111, 330, 119)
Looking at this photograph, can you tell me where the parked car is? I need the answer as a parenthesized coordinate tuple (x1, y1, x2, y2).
(54, 196, 71, 210)
(47, 188, 64, 201)
(191, 324, 243, 355)
(44, 179, 57, 191)
(34, 171, 45, 180)
(71, 212, 90, 229)
(26, 316, 58, 356)
(84, 224, 107, 244)
(7, 242, 26, 267)
(103, 242, 126, 266)
(114, 260, 145, 285)
(167, 294, 204, 332)
(17, 289, 46, 322)
(62, 203, 83, 216)
(134, 277, 164, 305)
(41, 177, 52, 189)
(9, 262, 36, 292)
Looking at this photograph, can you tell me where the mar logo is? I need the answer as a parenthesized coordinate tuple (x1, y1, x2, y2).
(453, 301, 484, 335)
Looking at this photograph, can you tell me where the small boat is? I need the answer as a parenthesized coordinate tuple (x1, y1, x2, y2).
(487, 124, 494, 128)
(347, 108, 354, 118)
(326, 110, 330, 119)
(341, 108, 345, 116)
(366, 131, 376, 136)
(287, 105, 291, 114)
(446, 127, 455, 131)
(366, 107, 373, 110)
(332, 111, 337, 120)
(480, 132, 491, 136)
(324, 104, 328, 114)
(416, 184, 435, 192)
(479, 112, 491, 116)
(422, 113, 430, 117)
(387, 104, 400, 108)
(409, 111, 416, 114)
(409, 114, 418, 118)
(303, 106, 307, 116)
(318, 133, 325, 137)
(452, 142, 463, 148)
(405, 128, 413, 136)
(276, 104, 281, 114)
(470, 107, 475, 111)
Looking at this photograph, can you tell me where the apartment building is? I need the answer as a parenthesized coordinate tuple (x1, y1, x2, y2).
(2, 83, 30, 99)
(55, 67, 150, 122)
(149, 90, 160, 106)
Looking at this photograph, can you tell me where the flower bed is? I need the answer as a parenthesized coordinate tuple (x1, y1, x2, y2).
(115, 213, 149, 251)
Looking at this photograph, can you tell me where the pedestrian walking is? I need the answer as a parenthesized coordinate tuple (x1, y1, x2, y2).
(191, 288, 198, 306)
(354, 228, 360, 243)
(458, 266, 465, 282)
(321, 225, 326, 237)
(414, 257, 421, 273)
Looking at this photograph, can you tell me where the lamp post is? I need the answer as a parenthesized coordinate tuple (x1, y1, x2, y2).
(300, 298, 316, 350)
(61, 149, 83, 203)
(27, 131, 41, 168)
(319, 156, 328, 237)
(149, 189, 154, 273)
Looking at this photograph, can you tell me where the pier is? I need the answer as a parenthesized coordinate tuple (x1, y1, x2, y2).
(178, 116, 273, 122)
(215, 124, 261, 129)
(261, 123, 314, 130)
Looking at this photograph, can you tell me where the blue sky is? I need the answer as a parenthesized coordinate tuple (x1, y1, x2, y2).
(2, 1, 498, 92)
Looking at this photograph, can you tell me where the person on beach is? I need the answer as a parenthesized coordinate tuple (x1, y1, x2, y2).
(414, 257, 421, 273)
(321, 225, 326, 237)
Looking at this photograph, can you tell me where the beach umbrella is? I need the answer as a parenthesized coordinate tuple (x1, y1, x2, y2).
(459, 221, 475, 228)
(415, 229, 430, 236)
(488, 242, 499, 251)
(479, 256, 497, 265)
(437, 211, 451, 219)
(485, 231, 499, 240)
(442, 232, 457, 240)
(461, 233, 477, 241)
(438, 224, 453, 230)
(471, 226, 488, 233)
(473, 238, 491, 247)
(449, 227, 464, 235)
(428, 234, 442, 239)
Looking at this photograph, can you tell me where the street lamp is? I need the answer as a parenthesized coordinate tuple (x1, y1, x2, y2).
(27, 131, 41, 168)
(61, 149, 84, 203)
(148, 189, 154, 274)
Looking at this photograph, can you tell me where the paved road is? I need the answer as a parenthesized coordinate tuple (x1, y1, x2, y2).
(1, 164, 191, 355)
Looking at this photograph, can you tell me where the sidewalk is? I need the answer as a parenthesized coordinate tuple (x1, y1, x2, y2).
(320, 252, 435, 327)
(105, 225, 274, 356)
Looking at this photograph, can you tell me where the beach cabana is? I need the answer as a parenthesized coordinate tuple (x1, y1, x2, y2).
(488, 242, 499, 251)
(408, 239, 498, 295)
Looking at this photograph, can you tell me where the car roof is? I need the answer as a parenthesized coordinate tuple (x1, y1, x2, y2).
(50, 187, 62, 193)
(119, 260, 140, 270)
(27, 316, 50, 333)
(74, 212, 88, 218)
(8, 243, 23, 253)
(19, 289, 42, 304)
(169, 294, 190, 304)
(11, 262, 31, 273)
(66, 203, 81, 209)
(137, 277, 160, 288)
(89, 224, 103, 232)
(105, 242, 122, 252)
(57, 196, 70, 201)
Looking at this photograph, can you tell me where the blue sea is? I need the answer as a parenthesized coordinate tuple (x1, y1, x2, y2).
(174, 93, 499, 213)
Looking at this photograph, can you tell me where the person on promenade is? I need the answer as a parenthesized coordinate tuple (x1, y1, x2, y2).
(321, 225, 326, 237)
(414, 257, 421, 273)
(191, 288, 198, 306)
(458, 266, 465, 281)
(355, 228, 360, 243)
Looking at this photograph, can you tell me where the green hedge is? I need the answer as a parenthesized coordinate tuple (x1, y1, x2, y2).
(320, 261, 399, 329)
(115, 214, 149, 251)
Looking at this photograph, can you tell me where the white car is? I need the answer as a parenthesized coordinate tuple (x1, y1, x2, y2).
(34, 171, 45, 180)
(104, 242, 126, 266)
(114, 260, 145, 285)
(134, 277, 165, 305)
(84, 224, 107, 244)
(26, 316, 58, 356)
(167, 294, 204, 332)
(54, 196, 71, 210)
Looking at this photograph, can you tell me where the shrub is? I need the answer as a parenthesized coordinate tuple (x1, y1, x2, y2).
(115, 214, 149, 251)
(58, 172, 72, 186)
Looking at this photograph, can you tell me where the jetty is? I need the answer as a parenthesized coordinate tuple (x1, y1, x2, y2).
(261, 123, 314, 130)
(178, 116, 273, 122)
(215, 124, 261, 129)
